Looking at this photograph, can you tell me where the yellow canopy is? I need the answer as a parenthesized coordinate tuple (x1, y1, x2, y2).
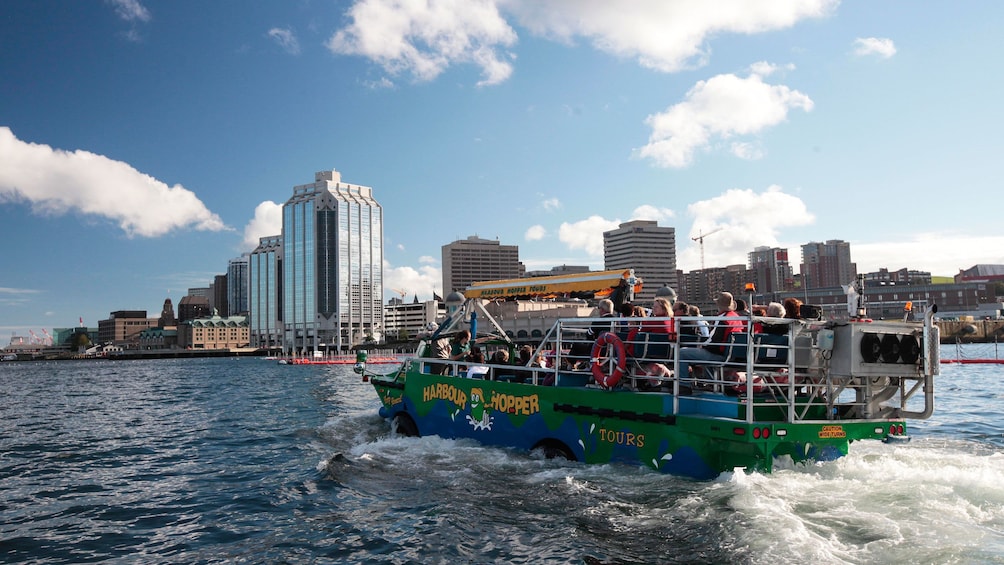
(463, 269, 642, 299)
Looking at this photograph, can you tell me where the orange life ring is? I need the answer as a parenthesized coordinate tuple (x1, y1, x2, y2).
(590, 332, 627, 388)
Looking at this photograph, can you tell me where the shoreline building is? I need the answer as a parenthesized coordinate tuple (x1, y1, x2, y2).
(97, 310, 159, 347)
(179, 314, 250, 350)
(249, 235, 283, 351)
(603, 220, 677, 302)
(383, 298, 447, 343)
(442, 236, 524, 294)
(281, 170, 383, 354)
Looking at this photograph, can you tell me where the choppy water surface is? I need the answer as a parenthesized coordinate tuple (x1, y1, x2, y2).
(1, 346, 1002, 564)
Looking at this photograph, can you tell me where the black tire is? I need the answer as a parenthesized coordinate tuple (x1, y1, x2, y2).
(532, 440, 575, 461)
(392, 413, 419, 437)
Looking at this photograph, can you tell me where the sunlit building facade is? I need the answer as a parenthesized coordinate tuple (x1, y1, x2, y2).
(441, 236, 524, 294)
(801, 240, 857, 289)
(603, 220, 677, 302)
(281, 170, 383, 353)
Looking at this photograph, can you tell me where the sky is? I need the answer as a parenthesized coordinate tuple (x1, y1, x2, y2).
(2, 0, 1004, 341)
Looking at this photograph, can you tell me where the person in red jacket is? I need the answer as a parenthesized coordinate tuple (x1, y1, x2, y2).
(625, 297, 676, 356)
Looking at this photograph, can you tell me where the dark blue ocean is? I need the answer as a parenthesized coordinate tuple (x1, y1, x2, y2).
(2, 344, 1003, 564)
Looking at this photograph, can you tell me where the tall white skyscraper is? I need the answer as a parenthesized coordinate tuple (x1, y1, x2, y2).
(603, 220, 677, 302)
(281, 170, 383, 353)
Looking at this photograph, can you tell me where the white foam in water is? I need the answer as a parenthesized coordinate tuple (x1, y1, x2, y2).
(726, 440, 1004, 564)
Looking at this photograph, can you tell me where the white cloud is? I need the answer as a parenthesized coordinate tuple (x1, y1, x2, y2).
(540, 197, 561, 212)
(0, 127, 228, 238)
(853, 37, 896, 59)
(505, 1, 836, 73)
(0, 287, 40, 308)
(636, 65, 813, 168)
(107, 0, 151, 23)
(558, 215, 621, 256)
(731, 141, 765, 160)
(384, 261, 443, 300)
(268, 27, 301, 55)
(241, 201, 283, 251)
(328, 1, 835, 85)
(0, 287, 39, 295)
(419, 255, 438, 264)
(680, 185, 814, 271)
(525, 224, 546, 240)
(630, 204, 674, 222)
(327, 0, 517, 86)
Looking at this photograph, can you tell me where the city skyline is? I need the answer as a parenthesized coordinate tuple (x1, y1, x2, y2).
(3, 1, 1004, 339)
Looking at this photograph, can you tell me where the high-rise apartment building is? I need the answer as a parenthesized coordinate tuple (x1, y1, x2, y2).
(282, 170, 383, 353)
(603, 220, 677, 302)
(227, 254, 249, 315)
(249, 235, 282, 350)
(748, 246, 794, 296)
(442, 236, 524, 294)
(801, 240, 856, 289)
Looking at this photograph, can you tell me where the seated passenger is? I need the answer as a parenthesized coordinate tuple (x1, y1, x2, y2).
(512, 345, 534, 383)
(487, 349, 509, 380)
(689, 305, 711, 340)
(751, 304, 767, 333)
(676, 292, 744, 384)
(635, 361, 672, 391)
(567, 298, 616, 368)
(761, 302, 789, 335)
(783, 297, 803, 320)
(625, 297, 676, 357)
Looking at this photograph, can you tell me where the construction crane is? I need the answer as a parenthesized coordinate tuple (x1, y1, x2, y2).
(391, 288, 409, 300)
(691, 227, 723, 270)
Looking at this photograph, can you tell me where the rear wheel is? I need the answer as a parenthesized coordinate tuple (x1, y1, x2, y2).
(531, 439, 575, 461)
(391, 413, 419, 437)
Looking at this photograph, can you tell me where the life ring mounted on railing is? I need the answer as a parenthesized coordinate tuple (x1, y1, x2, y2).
(590, 331, 627, 389)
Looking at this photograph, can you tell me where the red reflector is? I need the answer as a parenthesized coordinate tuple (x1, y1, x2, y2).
(762, 428, 771, 439)
(752, 428, 761, 439)
(733, 427, 746, 436)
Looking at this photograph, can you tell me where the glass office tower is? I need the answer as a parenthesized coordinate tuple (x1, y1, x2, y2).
(249, 235, 282, 350)
(227, 254, 250, 315)
(281, 170, 383, 354)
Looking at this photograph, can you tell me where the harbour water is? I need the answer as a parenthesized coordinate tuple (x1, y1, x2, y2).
(1, 345, 1002, 564)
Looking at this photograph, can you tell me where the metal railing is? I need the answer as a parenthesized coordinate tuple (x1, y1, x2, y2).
(408, 312, 937, 425)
